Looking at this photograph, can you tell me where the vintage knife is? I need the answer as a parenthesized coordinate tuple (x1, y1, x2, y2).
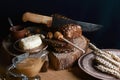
(22, 12, 103, 32)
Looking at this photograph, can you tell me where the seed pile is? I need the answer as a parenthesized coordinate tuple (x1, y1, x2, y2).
(89, 43, 120, 79)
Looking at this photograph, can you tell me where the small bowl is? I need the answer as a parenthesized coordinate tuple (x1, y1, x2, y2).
(7, 50, 48, 80)
(10, 25, 28, 41)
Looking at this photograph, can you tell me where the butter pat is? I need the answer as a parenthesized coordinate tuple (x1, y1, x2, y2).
(19, 34, 42, 50)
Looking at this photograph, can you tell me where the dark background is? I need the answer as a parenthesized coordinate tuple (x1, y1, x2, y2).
(0, 0, 120, 49)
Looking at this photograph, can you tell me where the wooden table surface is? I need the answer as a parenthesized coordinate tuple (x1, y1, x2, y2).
(40, 68, 80, 80)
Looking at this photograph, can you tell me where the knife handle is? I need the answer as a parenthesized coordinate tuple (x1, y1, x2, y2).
(22, 12, 52, 27)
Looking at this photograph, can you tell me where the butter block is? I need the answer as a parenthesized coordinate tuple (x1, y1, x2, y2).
(19, 34, 42, 50)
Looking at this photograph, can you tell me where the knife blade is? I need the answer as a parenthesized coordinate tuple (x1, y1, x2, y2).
(76, 21, 103, 32)
(52, 14, 103, 32)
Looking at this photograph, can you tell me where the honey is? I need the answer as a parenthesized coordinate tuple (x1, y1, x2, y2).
(16, 57, 44, 77)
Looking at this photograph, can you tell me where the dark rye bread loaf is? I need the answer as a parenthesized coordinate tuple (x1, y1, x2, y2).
(43, 39, 74, 53)
(48, 36, 89, 70)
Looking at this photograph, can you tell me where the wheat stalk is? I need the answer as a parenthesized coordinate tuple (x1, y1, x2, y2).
(94, 51, 120, 68)
(96, 64, 120, 79)
(89, 43, 120, 62)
